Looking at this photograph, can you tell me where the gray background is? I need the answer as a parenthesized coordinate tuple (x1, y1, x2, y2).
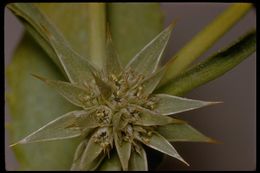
(5, 3, 256, 171)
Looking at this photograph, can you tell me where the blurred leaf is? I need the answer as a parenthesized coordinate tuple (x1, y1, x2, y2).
(157, 123, 215, 142)
(8, 3, 98, 86)
(6, 33, 79, 170)
(107, 3, 164, 66)
(161, 3, 253, 85)
(6, 3, 97, 170)
(157, 29, 256, 96)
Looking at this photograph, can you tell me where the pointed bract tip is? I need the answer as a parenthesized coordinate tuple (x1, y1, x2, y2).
(207, 138, 222, 144)
(168, 19, 178, 31)
(206, 101, 224, 106)
(9, 138, 26, 147)
(31, 73, 47, 82)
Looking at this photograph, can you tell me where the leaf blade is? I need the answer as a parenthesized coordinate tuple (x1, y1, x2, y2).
(157, 123, 216, 143)
(154, 94, 220, 116)
(125, 23, 175, 76)
(157, 29, 256, 96)
(142, 132, 189, 166)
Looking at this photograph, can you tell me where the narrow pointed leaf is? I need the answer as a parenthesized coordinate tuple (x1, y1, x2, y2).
(8, 3, 97, 85)
(92, 72, 112, 99)
(125, 23, 175, 76)
(98, 151, 122, 171)
(79, 134, 104, 170)
(114, 133, 131, 170)
(32, 74, 92, 108)
(154, 94, 220, 116)
(135, 112, 185, 126)
(129, 147, 148, 171)
(105, 26, 123, 76)
(157, 29, 256, 96)
(71, 140, 88, 170)
(157, 123, 216, 143)
(142, 132, 189, 166)
(10, 110, 91, 146)
(141, 67, 166, 96)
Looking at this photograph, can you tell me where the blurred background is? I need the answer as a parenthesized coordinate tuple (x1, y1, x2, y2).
(5, 3, 256, 171)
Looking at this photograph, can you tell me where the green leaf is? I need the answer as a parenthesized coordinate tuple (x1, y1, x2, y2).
(157, 29, 256, 96)
(107, 3, 163, 66)
(6, 33, 79, 170)
(141, 67, 166, 96)
(114, 133, 131, 170)
(31, 74, 92, 108)
(8, 3, 97, 86)
(10, 110, 94, 146)
(161, 3, 253, 85)
(157, 123, 215, 143)
(79, 133, 104, 170)
(143, 132, 189, 166)
(125, 23, 175, 76)
(154, 94, 219, 115)
(129, 147, 148, 171)
(104, 26, 123, 76)
(6, 3, 98, 170)
(98, 151, 122, 171)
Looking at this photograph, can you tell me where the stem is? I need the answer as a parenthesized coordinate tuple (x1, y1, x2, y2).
(87, 3, 106, 69)
(156, 29, 256, 96)
(160, 3, 253, 85)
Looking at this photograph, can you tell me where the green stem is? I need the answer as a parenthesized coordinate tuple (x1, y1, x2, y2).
(157, 29, 256, 96)
(160, 3, 253, 85)
(87, 3, 106, 69)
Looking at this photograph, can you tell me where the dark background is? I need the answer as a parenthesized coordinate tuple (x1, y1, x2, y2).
(5, 3, 256, 170)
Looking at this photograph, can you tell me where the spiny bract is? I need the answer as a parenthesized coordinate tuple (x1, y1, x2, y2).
(9, 3, 218, 171)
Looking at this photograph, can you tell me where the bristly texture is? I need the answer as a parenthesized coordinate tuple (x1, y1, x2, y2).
(9, 4, 219, 171)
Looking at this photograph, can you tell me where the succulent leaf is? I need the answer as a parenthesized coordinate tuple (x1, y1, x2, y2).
(125, 22, 175, 76)
(32, 74, 93, 108)
(10, 110, 91, 146)
(154, 94, 220, 116)
(141, 132, 189, 166)
(157, 123, 215, 142)
(129, 146, 148, 171)
(114, 133, 131, 170)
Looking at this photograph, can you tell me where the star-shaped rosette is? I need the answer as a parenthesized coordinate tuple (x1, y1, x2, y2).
(9, 4, 219, 171)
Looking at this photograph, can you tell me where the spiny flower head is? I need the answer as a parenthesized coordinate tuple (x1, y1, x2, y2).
(9, 4, 218, 171)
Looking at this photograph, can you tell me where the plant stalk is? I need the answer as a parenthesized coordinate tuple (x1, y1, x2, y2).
(160, 3, 253, 85)
(87, 3, 106, 69)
